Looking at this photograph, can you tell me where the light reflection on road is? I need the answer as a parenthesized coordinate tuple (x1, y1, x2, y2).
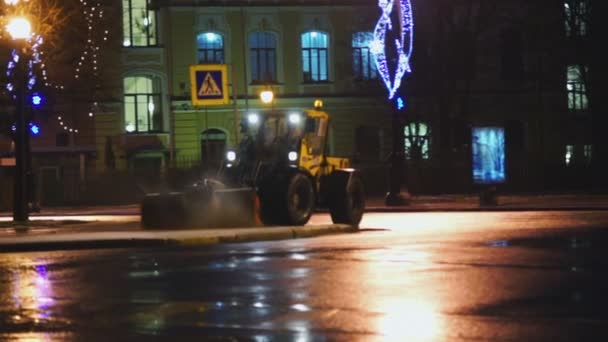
(1, 211, 608, 340)
(9, 257, 54, 323)
(360, 247, 443, 341)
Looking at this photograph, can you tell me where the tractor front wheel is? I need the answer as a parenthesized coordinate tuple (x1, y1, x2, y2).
(285, 173, 315, 226)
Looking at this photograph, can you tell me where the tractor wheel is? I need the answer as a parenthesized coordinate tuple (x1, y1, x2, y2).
(329, 173, 365, 226)
(285, 173, 315, 225)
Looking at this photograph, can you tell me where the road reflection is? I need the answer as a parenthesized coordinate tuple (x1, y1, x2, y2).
(361, 247, 444, 341)
(10, 258, 54, 323)
(375, 298, 441, 341)
(0, 255, 58, 342)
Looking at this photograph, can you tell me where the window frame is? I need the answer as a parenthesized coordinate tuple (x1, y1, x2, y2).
(249, 31, 278, 84)
(123, 75, 163, 134)
(122, 0, 158, 47)
(301, 31, 329, 83)
(352, 31, 377, 81)
(567, 64, 589, 112)
(564, 0, 589, 38)
(196, 32, 225, 64)
(404, 122, 431, 161)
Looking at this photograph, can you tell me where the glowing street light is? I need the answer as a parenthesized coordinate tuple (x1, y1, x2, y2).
(6, 17, 32, 40)
(260, 90, 274, 104)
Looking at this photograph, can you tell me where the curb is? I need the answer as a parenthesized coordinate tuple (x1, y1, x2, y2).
(0, 224, 356, 253)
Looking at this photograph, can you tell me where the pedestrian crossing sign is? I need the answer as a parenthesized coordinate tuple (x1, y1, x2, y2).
(190, 64, 229, 106)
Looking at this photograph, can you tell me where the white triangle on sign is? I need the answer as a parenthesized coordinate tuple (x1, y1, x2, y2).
(198, 72, 222, 96)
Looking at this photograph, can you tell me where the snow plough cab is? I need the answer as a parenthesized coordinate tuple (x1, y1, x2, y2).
(141, 108, 365, 228)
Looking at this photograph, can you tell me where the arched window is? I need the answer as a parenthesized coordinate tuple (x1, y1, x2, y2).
(123, 75, 162, 133)
(404, 122, 431, 160)
(122, 0, 157, 47)
(301, 31, 329, 83)
(250, 32, 277, 83)
(352, 32, 377, 81)
(197, 32, 224, 64)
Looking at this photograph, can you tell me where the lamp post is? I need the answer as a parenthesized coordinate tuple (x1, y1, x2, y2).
(6, 15, 32, 223)
(369, 0, 414, 206)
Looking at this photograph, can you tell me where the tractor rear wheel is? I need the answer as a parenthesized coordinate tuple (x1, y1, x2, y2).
(285, 173, 315, 225)
(329, 173, 365, 226)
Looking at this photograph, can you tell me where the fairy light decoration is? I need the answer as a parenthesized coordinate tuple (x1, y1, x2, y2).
(4, 0, 107, 134)
(5, 34, 43, 98)
(370, 0, 414, 100)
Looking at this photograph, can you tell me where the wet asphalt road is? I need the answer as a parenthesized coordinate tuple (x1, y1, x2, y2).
(1, 211, 608, 341)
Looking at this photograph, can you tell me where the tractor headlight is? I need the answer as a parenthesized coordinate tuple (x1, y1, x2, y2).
(288, 113, 301, 125)
(247, 113, 259, 125)
(226, 150, 236, 162)
(288, 151, 298, 162)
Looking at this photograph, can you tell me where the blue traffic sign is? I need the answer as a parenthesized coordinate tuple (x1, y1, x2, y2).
(189, 64, 229, 106)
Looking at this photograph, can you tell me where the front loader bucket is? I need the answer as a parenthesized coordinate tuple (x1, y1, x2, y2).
(187, 187, 261, 228)
(142, 187, 261, 229)
(141, 192, 189, 229)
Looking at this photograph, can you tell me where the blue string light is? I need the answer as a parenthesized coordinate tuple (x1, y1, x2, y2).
(371, 0, 414, 100)
(32, 93, 43, 106)
(30, 123, 40, 136)
(397, 96, 405, 110)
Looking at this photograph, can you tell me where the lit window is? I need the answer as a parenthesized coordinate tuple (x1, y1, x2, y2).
(565, 144, 574, 165)
(122, 0, 157, 47)
(197, 32, 224, 64)
(564, 1, 588, 37)
(250, 32, 277, 83)
(301, 31, 329, 83)
(352, 32, 377, 81)
(404, 122, 431, 160)
(584, 144, 592, 163)
(567, 65, 588, 112)
(123, 76, 162, 133)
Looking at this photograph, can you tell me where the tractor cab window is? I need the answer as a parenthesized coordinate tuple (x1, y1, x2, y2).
(259, 116, 287, 147)
(304, 117, 327, 155)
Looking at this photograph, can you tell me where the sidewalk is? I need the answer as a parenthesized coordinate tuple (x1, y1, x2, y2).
(1, 193, 607, 253)
(3, 193, 608, 217)
(367, 193, 608, 211)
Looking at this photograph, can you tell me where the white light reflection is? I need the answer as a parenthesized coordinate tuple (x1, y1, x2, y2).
(362, 247, 444, 341)
(290, 253, 308, 260)
(11, 261, 54, 323)
(376, 298, 441, 341)
(247, 256, 267, 263)
(288, 268, 310, 279)
(290, 303, 310, 312)
(286, 320, 311, 342)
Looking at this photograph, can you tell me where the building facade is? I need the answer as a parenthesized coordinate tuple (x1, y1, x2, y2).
(1, 0, 598, 208)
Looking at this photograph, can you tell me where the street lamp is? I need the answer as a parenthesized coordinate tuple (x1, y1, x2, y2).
(5, 17, 31, 39)
(6, 15, 32, 223)
(260, 90, 274, 105)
